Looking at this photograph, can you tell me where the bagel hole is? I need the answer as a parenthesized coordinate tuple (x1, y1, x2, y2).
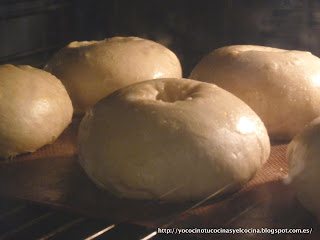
(156, 82, 193, 103)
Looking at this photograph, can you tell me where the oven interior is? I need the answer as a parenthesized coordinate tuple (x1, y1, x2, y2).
(0, 1, 320, 239)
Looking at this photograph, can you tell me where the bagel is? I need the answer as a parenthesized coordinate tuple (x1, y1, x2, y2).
(78, 78, 270, 201)
(0, 64, 73, 158)
(44, 36, 182, 113)
(190, 45, 320, 140)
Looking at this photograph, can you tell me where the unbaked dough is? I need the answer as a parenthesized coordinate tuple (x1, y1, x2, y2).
(0, 64, 73, 158)
(78, 78, 270, 201)
(44, 36, 182, 113)
(190, 45, 320, 140)
(286, 117, 320, 220)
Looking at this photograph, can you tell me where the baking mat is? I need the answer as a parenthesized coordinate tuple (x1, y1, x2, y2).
(0, 117, 318, 239)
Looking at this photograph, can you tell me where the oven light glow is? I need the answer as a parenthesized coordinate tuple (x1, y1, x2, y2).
(153, 71, 165, 79)
(237, 116, 256, 134)
(312, 73, 320, 87)
(31, 99, 50, 117)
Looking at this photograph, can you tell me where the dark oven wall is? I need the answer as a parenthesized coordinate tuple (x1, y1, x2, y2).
(1, 0, 320, 76)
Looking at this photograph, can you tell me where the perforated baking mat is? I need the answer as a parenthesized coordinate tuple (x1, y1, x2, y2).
(0, 117, 319, 240)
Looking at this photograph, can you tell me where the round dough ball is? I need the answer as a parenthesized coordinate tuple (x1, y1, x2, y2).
(0, 64, 73, 158)
(190, 45, 320, 140)
(44, 36, 182, 114)
(78, 78, 270, 201)
(286, 117, 320, 220)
